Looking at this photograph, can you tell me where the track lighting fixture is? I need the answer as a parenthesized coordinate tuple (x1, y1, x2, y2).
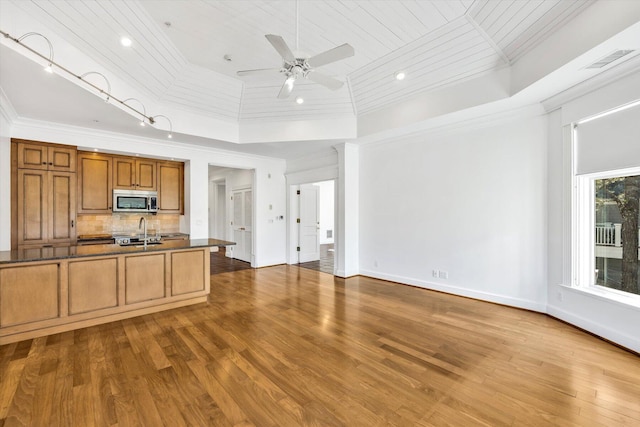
(122, 98, 148, 126)
(80, 71, 112, 102)
(0, 28, 175, 139)
(16, 32, 54, 73)
(151, 115, 173, 139)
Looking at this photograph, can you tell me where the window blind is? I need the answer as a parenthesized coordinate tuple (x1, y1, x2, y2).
(575, 102, 640, 175)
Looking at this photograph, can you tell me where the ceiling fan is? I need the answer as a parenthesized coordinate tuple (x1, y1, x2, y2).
(236, 4, 354, 99)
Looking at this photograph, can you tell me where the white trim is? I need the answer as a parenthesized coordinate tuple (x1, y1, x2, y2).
(0, 88, 18, 123)
(357, 104, 545, 148)
(547, 301, 640, 354)
(360, 269, 547, 313)
(573, 166, 640, 298)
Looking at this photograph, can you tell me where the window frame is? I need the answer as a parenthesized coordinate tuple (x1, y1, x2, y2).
(573, 165, 640, 305)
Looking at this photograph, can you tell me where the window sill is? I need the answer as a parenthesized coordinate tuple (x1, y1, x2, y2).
(564, 284, 640, 311)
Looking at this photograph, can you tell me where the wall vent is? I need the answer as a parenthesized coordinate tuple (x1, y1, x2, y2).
(585, 50, 635, 69)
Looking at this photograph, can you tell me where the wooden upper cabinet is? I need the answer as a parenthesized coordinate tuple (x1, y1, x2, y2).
(157, 161, 184, 214)
(113, 156, 156, 190)
(16, 140, 76, 172)
(77, 153, 112, 214)
(136, 159, 156, 190)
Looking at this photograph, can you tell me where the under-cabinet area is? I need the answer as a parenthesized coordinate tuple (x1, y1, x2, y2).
(0, 239, 233, 344)
(11, 138, 185, 250)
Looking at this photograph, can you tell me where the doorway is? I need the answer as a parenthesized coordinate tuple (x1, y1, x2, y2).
(208, 166, 254, 266)
(291, 180, 335, 275)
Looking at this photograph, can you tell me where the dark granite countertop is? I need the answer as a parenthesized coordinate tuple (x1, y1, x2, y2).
(0, 238, 235, 265)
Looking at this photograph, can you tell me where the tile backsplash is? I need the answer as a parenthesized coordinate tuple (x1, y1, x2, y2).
(77, 214, 181, 237)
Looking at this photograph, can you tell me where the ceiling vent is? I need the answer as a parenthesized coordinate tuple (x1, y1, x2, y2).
(585, 50, 635, 69)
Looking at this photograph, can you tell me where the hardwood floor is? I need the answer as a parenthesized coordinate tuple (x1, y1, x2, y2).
(1, 263, 639, 426)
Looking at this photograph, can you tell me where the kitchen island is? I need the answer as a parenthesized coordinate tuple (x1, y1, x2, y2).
(0, 238, 235, 344)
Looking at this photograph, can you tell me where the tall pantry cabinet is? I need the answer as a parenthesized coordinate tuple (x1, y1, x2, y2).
(12, 139, 77, 249)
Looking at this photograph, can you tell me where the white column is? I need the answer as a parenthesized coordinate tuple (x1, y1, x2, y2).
(186, 158, 209, 239)
(334, 142, 359, 277)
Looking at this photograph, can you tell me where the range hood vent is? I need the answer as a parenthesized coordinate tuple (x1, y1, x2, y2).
(585, 50, 635, 69)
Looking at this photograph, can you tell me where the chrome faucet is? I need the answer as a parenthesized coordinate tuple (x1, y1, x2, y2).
(139, 216, 147, 249)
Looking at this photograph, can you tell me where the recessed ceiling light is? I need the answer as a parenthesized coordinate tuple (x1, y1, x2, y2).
(120, 36, 132, 47)
(295, 96, 304, 104)
(395, 71, 406, 81)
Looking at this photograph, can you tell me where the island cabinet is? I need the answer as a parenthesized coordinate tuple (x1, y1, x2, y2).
(0, 246, 211, 344)
(112, 156, 157, 191)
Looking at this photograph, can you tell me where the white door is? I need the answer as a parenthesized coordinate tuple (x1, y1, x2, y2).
(232, 188, 252, 263)
(299, 184, 320, 263)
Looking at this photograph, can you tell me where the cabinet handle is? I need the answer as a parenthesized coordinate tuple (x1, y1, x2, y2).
(42, 162, 47, 165)
(49, 162, 53, 165)
(71, 220, 75, 228)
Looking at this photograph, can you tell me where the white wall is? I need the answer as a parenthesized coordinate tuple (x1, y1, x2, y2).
(358, 112, 548, 311)
(0, 109, 11, 250)
(315, 180, 335, 245)
(3, 119, 287, 267)
(546, 70, 640, 353)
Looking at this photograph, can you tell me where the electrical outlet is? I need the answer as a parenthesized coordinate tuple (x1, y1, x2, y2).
(432, 270, 438, 278)
(438, 271, 448, 279)
(374, 260, 378, 268)
(557, 291, 563, 302)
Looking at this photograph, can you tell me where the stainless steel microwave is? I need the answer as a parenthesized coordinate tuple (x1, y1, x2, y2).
(112, 189, 158, 213)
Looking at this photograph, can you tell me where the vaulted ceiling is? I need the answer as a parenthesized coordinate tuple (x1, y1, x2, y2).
(1, 0, 639, 158)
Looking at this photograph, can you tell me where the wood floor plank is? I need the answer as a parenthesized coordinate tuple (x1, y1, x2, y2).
(0, 255, 639, 426)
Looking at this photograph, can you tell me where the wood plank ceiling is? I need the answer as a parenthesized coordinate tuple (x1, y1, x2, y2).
(9, 0, 595, 123)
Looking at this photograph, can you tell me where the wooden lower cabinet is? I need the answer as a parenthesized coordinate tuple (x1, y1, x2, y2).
(0, 247, 211, 344)
(172, 250, 205, 295)
(69, 258, 118, 314)
(0, 264, 59, 327)
(125, 253, 166, 304)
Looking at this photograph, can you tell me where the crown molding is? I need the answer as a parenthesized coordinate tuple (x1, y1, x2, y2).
(541, 54, 640, 113)
(0, 87, 18, 124)
(8, 116, 284, 164)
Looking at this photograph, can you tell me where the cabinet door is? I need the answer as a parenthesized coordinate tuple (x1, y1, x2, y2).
(157, 162, 183, 213)
(47, 146, 76, 172)
(0, 263, 59, 327)
(17, 142, 76, 172)
(77, 153, 112, 214)
(17, 169, 48, 246)
(49, 171, 77, 244)
(113, 156, 136, 189)
(17, 143, 48, 170)
(125, 253, 166, 304)
(136, 159, 156, 190)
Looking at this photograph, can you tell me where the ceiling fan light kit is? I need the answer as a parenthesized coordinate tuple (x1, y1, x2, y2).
(237, 34, 354, 99)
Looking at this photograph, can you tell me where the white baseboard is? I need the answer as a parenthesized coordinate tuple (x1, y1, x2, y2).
(359, 269, 547, 313)
(547, 304, 640, 353)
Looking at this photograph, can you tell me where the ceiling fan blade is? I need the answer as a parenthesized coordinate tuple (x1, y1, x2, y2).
(236, 68, 282, 77)
(277, 77, 295, 99)
(265, 34, 296, 64)
(306, 71, 344, 90)
(307, 43, 355, 68)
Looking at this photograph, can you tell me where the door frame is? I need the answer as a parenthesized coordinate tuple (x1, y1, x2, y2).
(287, 180, 336, 274)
